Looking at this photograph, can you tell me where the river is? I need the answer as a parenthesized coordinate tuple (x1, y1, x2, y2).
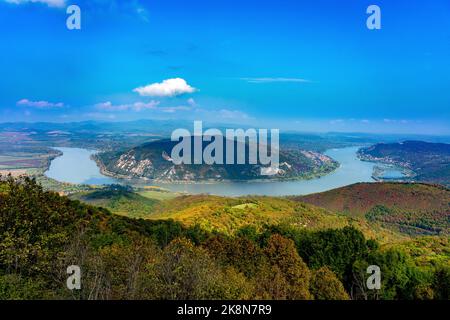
(45, 146, 376, 196)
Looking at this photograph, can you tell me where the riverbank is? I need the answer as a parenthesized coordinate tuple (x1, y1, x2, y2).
(92, 152, 340, 185)
(45, 146, 376, 196)
(356, 148, 415, 182)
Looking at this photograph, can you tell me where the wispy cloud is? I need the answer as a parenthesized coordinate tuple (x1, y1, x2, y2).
(133, 78, 197, 97)
(95, 101, 160, 112)
(241, 77, 311, 84)
(187, 98, 197, 107)
(136, 5, 149, 22)
(17, 98, 64, 108)
(383, 118, 410, 124)
(4, 0, 66, 8)
(329, 119, 344, 125)
(161, 106, 192, 113)
(94, 100, 197, 114)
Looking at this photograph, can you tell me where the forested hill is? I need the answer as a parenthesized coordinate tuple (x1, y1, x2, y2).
(95, 137, 338, 182)
(358, 141, 450, 185)
(292, 182, 450, 236)
(1, 176, 449, 300)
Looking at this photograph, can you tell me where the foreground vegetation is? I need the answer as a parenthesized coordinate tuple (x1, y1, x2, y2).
(0, 176, 449, 300)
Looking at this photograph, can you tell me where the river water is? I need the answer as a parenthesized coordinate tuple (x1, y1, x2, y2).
(45, 146, 376, 196)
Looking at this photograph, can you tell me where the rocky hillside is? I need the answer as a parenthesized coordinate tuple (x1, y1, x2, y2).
(94, 138, 338, 182)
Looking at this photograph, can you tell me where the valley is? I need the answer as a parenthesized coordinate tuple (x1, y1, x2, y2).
(1, 123, 449, 300)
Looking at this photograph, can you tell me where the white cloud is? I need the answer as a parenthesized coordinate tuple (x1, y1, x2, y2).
(133, 101, 160, 111)
(383, 119, 411, 124)
(4, 0, 66, 8)
(95, 101, 160, 112)
(241, 77, 311, 84)
(133, 78, 197, 97)
(17, 99, 64, 108)
(161, 106, 192, 113)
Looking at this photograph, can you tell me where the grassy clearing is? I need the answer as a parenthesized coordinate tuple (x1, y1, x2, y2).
(138, 189, 178, 201)
(232, 203, 258, 210)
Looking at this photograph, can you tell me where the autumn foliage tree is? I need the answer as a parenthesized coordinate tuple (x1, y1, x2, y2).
(310, 267, 349, 300)
(264, 234, 312, 299)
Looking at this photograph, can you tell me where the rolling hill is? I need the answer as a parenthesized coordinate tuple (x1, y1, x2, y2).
(149, 195, 349, 235)
(292, 182, 450, 236)
(69, 185, 164, 219)
(68, 182, 450, 241)
(70, 184, 409, 243)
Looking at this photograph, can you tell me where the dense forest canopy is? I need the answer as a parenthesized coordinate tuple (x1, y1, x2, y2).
(0, 176, 449, 300)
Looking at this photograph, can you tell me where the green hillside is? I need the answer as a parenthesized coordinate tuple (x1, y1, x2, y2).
(150, 195, 348, 234)
(71, 186, 409, 243)
(70, 185, 161, 219)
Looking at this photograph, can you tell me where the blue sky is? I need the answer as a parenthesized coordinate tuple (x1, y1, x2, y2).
(0, 0, 449, 134)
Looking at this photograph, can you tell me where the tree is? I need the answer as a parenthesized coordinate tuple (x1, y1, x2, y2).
(432, 266, 450, 300)
(295, 226, 370, 281)
(203, 235, 266, 278)
(146, 237, 252, 299)
(414, 284, 434, 300)
(352, 248, 431, 300)
(253, 265, 289, 299)
(310, 267, 350, 300)
(264, 234, 312, 299)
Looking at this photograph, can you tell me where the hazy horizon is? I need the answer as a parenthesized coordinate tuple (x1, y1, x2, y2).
(2, 117, 450, 137)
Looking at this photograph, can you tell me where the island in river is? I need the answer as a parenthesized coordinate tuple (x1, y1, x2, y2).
(93, 138, 340, 183)
(46, 146, 379, 196)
